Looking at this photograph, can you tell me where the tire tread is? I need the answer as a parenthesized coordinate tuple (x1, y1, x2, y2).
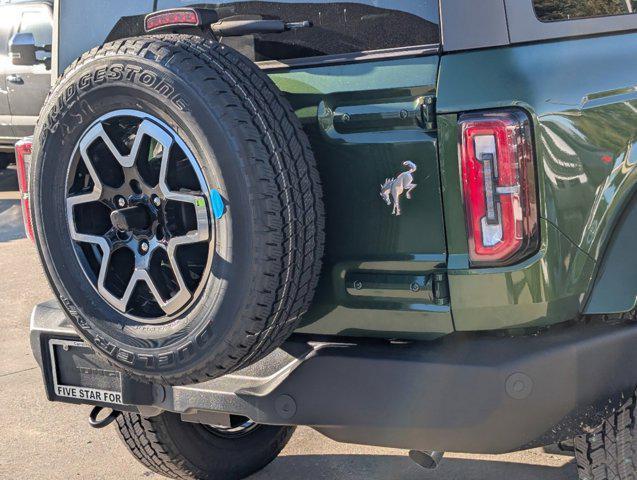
(575, 393, 637, 480)
(115, 412, 294, 479)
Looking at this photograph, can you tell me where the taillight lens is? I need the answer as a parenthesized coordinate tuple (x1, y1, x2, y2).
(144, 8, 200, 32)
(459, 109, 538, 267)
(15, 137, 33, 242)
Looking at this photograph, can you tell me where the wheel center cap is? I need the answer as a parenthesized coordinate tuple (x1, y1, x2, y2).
(110, 205, 153, 232)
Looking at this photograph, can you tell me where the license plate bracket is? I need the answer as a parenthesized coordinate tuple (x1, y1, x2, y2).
(49, 339, 125, 405)
(42, 336, 153, 409)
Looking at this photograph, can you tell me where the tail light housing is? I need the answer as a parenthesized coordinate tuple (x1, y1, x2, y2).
(15, 137, 33, 241)
(459, 109, 538, 267)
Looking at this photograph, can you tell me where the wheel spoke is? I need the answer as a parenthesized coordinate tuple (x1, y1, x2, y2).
(78, 123, 122, 192)
(156, 132, 210, 313)
(143, 264, 192, 316)
(128, 120, 174, 169)
(167, 192, 210, 244)
(95, 245, 130, 312)
(109, 269, 146, 314)
(77, 120, 174, 192)
(158, 143, 210, 245)
(162, 234, 201, 313)
(65, 126, 106, 205)
(67, 193, 109, 244)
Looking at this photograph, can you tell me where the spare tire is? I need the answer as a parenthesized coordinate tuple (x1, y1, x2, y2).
(31, 35, 324, 384)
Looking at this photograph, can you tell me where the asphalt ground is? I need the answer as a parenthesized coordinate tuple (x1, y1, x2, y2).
(0, 165, 578, 479)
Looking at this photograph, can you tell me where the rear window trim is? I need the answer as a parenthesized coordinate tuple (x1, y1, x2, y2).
(506, 0, 637, 45)
(531, 1, 637, 24)
(256, 43, 440, 71)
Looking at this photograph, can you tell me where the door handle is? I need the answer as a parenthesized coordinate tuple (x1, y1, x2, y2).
(7, 75, 24, 84)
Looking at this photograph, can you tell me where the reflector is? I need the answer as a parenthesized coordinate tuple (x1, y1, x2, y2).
(15, 137, 33, 241)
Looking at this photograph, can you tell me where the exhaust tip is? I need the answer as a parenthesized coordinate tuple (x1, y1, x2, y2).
(409, 450, 444, 470)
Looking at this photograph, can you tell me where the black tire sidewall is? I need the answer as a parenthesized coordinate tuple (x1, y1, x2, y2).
(33, 55, 258, 378)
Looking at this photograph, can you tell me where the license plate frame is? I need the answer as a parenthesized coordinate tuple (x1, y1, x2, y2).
(48, 338, 125, 406)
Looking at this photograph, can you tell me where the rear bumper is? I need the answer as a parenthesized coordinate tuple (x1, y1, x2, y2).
(31, 300, 637, 453)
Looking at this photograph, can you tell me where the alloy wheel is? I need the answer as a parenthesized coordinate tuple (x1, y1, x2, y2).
(65, 110, 213, 323)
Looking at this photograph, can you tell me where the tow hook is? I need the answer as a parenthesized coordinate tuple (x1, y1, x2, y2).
(409, 450, 444, 470)
(88, 406, 122, 429)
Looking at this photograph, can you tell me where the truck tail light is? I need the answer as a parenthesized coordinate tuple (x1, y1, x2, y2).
(459, 109, 538, 266)
(15, 137, 33, 242)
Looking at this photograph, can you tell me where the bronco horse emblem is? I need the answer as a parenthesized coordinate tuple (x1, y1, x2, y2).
(380, 161, 417, 216)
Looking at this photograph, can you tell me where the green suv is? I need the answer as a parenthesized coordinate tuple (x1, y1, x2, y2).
(21, 1, 637, 478)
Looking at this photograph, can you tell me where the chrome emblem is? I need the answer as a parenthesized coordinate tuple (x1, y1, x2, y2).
(380, 161, 417, 216)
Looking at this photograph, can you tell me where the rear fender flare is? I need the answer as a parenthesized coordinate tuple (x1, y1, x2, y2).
(584, 191, 637, 315)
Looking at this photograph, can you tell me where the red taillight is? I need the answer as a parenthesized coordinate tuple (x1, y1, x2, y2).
(459, 109, 538, 266)
(144, 8, 200, 32)
(15, 137, 33, 242)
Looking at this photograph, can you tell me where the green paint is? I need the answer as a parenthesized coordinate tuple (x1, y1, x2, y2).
(271, 56, 452, 339)
(270, 57, 439, 95)
(448, 220, 595, 331)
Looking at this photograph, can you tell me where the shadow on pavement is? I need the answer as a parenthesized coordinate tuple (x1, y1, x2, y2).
(0, 167, 18, 192)
(253, 454, 576, 480)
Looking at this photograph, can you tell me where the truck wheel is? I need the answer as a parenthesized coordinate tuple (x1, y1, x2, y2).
(574, 393, 637, 479)
(31, 35, 324, 384)
(116, 411, 294, 479)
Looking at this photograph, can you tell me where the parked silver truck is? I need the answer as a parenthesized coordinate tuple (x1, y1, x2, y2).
(0, 0, 52, 167)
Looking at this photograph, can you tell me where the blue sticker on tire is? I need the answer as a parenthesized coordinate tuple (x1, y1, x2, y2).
(210, 189, 225, 220)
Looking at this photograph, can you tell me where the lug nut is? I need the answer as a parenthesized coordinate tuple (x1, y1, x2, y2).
(139, 241, 149, 254)
(152, 196, 161, 207)
(116, 197, 126, 208)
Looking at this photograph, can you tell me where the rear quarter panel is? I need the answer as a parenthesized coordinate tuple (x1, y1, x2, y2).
(437, 32, 637, 330)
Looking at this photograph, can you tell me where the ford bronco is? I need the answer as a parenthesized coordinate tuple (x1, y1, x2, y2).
(18, 1, 637, 478)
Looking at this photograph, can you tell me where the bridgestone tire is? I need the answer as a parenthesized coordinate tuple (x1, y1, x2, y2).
(116, 412, 294, 479)
(574, 391, 637, 479)
(31, 35, 324, 384)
